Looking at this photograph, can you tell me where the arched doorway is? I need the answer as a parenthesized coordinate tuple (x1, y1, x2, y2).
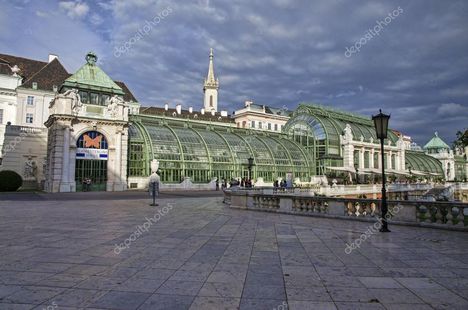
(75, 131, 108, 191)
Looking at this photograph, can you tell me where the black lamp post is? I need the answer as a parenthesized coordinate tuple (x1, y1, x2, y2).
(247, 157, 255, 182)
(372, 109, 391, 233)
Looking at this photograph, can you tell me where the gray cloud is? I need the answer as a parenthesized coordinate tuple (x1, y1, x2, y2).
(1, 0, 467, 145)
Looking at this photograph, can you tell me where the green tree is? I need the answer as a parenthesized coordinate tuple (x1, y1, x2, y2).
(453, 129, 468, 149)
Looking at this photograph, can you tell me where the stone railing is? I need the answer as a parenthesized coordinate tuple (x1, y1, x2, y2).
(224, 189, 468, 231)
(229, 183, 433, 198)
(5, 125, 47, 135)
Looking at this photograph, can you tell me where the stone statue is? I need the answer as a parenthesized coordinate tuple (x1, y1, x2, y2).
(57, 89, 82, 115)
(107, 95, 123, 118)
(24, 157, 37, 180)
(149, 159, 160, 184)
(396, 135, 405, 149)
(343, 124, 353, 142)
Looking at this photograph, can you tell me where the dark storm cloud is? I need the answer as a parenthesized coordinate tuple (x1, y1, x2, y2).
(1, 0, 467, 145)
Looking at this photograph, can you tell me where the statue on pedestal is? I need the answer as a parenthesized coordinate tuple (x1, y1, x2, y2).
(24, 157, 37, 180)
(149, 159, 160, 206)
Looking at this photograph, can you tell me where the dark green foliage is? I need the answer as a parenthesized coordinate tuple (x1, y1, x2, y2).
(454, 129, 468, 148)
(0, 170, 23, 192)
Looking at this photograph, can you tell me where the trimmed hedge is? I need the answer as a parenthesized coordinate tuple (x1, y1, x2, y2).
(0, 170, 23, 192)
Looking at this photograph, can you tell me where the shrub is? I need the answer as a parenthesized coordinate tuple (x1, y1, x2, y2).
(0, 170, 23, 192)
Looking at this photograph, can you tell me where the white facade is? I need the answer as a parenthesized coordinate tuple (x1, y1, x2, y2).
(0, 73, 21, 158)
(15, 88, 55, 128)
(234, 100, 289, 132)
(44, 94, 129, 192)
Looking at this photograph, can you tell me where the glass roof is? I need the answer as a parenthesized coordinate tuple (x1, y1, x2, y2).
(405, 151, 444, 175)
(129, 118, 314, 180)
(284, 104, 399, 156)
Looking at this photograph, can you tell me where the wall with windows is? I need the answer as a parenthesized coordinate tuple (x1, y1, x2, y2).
(234, 114, 286, 132)
(16, 89, 55, 128)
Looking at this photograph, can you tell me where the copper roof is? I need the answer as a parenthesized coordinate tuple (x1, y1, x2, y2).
(0, 52, 138, 102)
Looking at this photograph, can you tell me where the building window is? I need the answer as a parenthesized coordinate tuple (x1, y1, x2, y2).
(251, 120, 255, 128)
(268, 123, 271, 130)
(79, 91, 89, 104)
(27, 96, 34, 105)
(242, 121, 246, 128)
(100, 94, 110, 106)
(274, 124, 278, 131)
(90, 93, 99, 105)
(258, 122, 262, 129)
(26, 113, 34, 124)
(210, 95, 213, 107)
(0, 109, 3, 124)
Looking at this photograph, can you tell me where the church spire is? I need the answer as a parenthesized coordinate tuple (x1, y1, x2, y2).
(203, 48, 219, 112)
(204, 48, 218, 87)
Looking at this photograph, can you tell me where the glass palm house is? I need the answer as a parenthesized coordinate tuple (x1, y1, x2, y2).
(128, 103, 443, 184)
(128, 113, 315, 183)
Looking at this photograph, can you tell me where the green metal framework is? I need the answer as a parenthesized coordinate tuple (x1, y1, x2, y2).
(284, 104, 398, 174)
(283, 103, 445, 176)
(405, 151, 444, 176)
(128, 115, 314, 183)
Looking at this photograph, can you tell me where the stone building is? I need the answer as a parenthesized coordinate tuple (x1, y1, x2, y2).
(0, 52, 137, 190)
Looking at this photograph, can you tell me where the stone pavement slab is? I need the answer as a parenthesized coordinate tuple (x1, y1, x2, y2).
(0, 194, 467, 309)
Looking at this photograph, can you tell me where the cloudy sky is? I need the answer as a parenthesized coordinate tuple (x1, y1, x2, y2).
(1, 0, 467, 144)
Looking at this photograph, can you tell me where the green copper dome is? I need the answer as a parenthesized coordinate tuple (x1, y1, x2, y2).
(62, 52, 124, 95)
(424, 132, 450, 150)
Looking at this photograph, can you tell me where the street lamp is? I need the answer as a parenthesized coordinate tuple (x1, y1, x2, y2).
(372, 109, 391, 233)
(247, 157, 254, 182)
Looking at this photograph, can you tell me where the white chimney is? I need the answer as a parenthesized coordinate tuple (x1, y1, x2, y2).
(164, 103, 169, 111)
(189, 106, 193, 113)
(201, 108, 205, 115)
(48, 54, 58, 63)
(211, 110, 215, 116)
(176, 104, 182, 115)
(221, 110, 228, 117)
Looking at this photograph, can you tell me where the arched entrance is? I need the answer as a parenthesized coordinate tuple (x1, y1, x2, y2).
(75, 131, 108, 191)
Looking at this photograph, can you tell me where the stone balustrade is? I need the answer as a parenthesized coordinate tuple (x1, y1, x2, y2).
(224, 189, 468, 231)
(5, 125, 47, 134)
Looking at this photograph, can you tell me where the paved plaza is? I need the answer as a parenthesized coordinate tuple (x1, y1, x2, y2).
(0, 192, 468, 309)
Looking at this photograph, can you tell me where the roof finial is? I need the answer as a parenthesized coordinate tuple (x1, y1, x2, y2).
(435, 131, 438, 137)
(86, 52, 97, 65)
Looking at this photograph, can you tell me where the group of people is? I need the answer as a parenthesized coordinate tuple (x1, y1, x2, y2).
(273, 179, 289, 188)
(240, 177, 253, 187)
(81, 178, 92, 191)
